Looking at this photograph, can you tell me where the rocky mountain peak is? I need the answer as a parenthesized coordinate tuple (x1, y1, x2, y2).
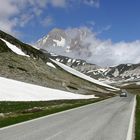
(35, 28, 93, 60)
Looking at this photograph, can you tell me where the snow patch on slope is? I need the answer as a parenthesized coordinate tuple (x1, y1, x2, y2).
(46, 62, 56, 68)
(136, 82, 140, 85)
(0, 38, 29, 57)
(113, 69, 119, 77)
(0, 77, 96, 101)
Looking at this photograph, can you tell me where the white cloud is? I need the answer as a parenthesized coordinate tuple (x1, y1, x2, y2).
(83, 0, 100, 8)
(0, 0, 18, 34)
(49, 0, 67, 7)
(41, 16, 54, 27)
(0, 0, 66, 35)
(0, 1, 18, 17)
(19, 14, 34, 27)
(87, 20, 96, 26)
(90, 39, 140, 66)
(0, 19, 17, 34)
(97, 25, 112, 34)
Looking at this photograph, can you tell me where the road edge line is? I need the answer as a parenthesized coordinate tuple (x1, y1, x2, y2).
(126, 95, 136, 140)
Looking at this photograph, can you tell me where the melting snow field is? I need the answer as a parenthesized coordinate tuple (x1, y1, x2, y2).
(51, 59, 120, 91)
(0, 77, 96, 101)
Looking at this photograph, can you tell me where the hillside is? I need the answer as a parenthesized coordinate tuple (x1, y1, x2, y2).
(0, 30, 119, 99)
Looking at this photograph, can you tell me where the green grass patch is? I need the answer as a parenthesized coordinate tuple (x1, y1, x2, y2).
(0, 98, 105, 128)
(122, 86, 140, 140)
(135, 95, 140, 140)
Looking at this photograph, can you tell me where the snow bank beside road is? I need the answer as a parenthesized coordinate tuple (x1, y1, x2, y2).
(0, 77, 96, 101)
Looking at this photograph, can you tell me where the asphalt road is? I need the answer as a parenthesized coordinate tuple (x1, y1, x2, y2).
(0, 94, 135, 140)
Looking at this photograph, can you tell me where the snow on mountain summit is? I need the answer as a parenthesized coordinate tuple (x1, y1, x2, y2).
(53, 37, 66, 47)
(36, 28, 67, 49)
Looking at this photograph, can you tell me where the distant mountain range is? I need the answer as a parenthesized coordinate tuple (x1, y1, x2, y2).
(35, 28, 140, 84)
(46, 51, 140, 83)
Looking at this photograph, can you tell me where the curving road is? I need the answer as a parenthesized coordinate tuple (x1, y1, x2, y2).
(0, 94, 135, 140)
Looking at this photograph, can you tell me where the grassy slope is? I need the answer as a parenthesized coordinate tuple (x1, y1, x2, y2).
(135, 95, 140, 140)
(0, 52, 114, 96)
(0, 98, 105, 128)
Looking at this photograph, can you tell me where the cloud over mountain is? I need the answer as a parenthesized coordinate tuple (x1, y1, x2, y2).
(66, 27, 140, 66)
(36, 27, 140, 66)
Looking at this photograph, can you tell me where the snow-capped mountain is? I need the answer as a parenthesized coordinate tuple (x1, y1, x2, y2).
(35, 28, 93, 60)
(36, 28, 67, 49)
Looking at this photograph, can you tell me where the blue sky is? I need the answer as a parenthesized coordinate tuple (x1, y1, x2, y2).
(0, 0, 140, 43)
(26, 0, 140, 43)
(1, 0, 140, 66)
